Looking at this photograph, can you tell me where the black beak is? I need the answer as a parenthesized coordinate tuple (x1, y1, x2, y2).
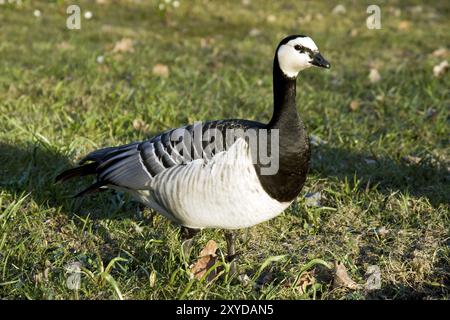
(311, 52, 330, 69)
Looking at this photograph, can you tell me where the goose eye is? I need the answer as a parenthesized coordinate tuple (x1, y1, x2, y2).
(294, 45, 305, 53)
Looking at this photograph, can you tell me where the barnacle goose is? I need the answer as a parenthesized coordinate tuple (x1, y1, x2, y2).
(56, 35, 330, 264)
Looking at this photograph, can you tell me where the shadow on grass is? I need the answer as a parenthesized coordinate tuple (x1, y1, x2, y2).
(0, 142, 142, 221)
(310, 145, 449, 207)
(0, 142, 169, 277)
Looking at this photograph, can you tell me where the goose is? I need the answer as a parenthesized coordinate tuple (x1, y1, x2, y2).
(56, 35, 330, 269)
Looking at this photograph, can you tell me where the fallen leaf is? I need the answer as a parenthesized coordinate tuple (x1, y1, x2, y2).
(199, 239, 218, 257)
(408, 5, 423, 14)
(133, 119, 149, 132)
(304, 192, 322, 207)
(333, 261, 360, 290)
(112, 38, 134, 53)
(350, 29, 358, 37)
(152, 63, 170, 77)
(266, 15, 276, 23)
(190, 240, 218, 281)
(433, 60, 449, 77)
(375, 94, 385, 102)
(403, 155, 422, 165)
(369, 68, 381, 83)
(200, 37, 215, 48)
(57, 42, 74, 50)
(332, 4, 346, 15)
(298, 14, 312, 24)
(431, 48, 448, 58)
(398, 20, 411, 31)
(149, 270, 157, 287)
(390, 7, 401, 17)
(249, 28, 261, 37)
(295, 271, 316, 294)
(238, 274, 251, 286)
(375, 226, 389, 237)
(349, 99, 360, 111)
(365, 265, 381, 291)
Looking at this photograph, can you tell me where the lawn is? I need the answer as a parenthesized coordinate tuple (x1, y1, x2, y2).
(0, 0, 448, 300)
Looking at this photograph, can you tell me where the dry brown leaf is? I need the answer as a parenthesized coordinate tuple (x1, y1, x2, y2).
(199, 239, 218, 257)
(238, 274, 251, 286)
(332, 4, 346, 15)
(298, 14, 312, 24)
(249, 28, 261, 37)
(433, 60, 449, 77)
(376, 226, 389, 237)
(266, 15, 276, 23)
(200, 37, 215, 48)
(398, 20, 411, 31)
(133, 119, 149, 132)
(333, 261, 360, 290)
(349, 99, 360, 111)
(295, 271, 316, 294)
(190, 240, 218, 281)
(149, 270, 157, 288)
(369, 68, 381, 83)
(152, 63, 170, 77)
(403, 155, 422, 165)
(57, 42, 74, 51)
(432, 48, 448, 58)
(112, 38, 134, 53)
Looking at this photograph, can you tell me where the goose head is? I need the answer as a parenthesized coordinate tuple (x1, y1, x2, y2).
(276, 35, 330, 78)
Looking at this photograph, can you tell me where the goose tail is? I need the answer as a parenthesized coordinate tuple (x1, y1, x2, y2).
(55, 162, 98, 183)
(55, 142, 142, 197)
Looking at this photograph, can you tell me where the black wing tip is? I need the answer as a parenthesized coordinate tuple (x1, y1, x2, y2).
(73, 181, 108, 198)
(54, 162, 99, 184)
(54, 168, 77, 184)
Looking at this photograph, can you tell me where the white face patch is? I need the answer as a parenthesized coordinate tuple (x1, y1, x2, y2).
(277, 36, 319, 78)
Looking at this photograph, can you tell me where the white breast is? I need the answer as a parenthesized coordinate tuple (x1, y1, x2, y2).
(130, 138, 291, 229)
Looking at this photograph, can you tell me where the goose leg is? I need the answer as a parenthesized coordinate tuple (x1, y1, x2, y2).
(224, 231, 237, 276)
(181, 226, 199, 259)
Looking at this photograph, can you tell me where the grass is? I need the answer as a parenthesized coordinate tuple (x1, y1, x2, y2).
(0, 0, 449, 300)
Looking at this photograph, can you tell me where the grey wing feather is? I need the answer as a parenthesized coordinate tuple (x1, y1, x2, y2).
(57, 119, 264, 196)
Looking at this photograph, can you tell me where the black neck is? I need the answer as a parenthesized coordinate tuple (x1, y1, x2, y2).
(255, 51, 310, 202)
(268, 55, 299, 128)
